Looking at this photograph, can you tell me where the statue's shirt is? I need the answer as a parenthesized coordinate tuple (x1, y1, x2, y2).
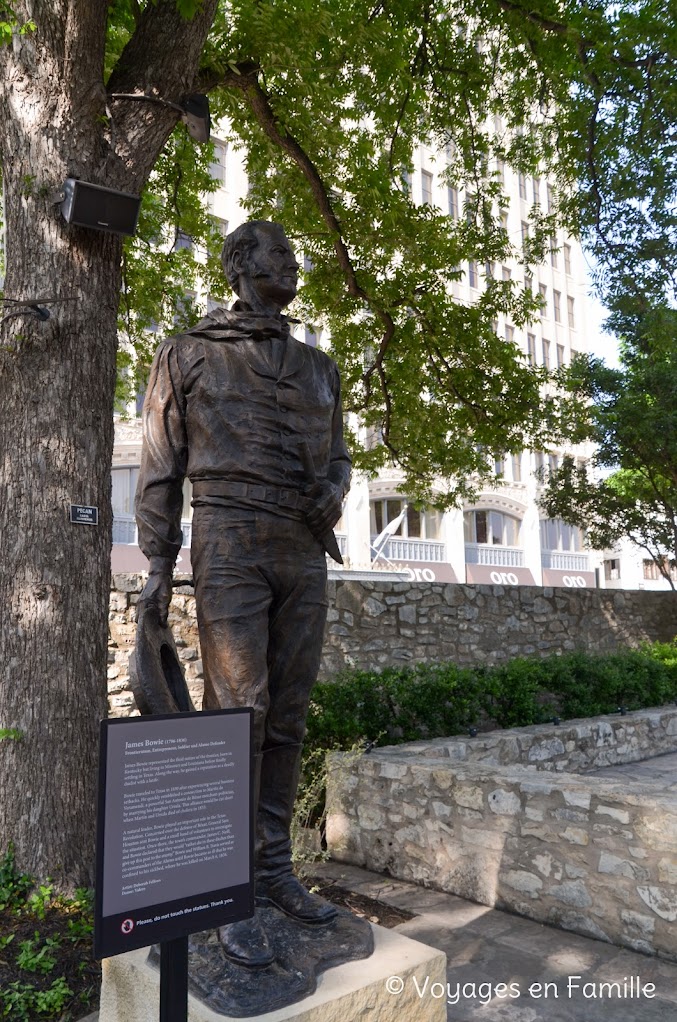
(135, 305, 351, 561)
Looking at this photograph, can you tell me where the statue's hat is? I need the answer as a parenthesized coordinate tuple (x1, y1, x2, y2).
(129, 603, 194, 715)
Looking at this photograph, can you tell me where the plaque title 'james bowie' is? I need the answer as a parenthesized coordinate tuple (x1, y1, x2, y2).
(135, 220, 351, 966)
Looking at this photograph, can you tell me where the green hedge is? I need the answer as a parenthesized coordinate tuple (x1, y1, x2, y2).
(304, 641, 677, 754)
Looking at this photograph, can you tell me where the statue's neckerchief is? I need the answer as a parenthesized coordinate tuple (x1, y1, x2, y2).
(186, 301, 299, 343)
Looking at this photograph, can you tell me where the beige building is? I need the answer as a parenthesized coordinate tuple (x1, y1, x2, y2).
(112, 136, 612, 591)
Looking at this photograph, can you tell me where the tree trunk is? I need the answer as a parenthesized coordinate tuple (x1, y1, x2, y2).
(0, 0, 218, 888)
(0, 201, 121, 888)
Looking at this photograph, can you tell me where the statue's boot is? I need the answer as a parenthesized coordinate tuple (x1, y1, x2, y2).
(255, 743, 337, 925)
(218, 911, 274, 968)
(219, 754, 275, 968)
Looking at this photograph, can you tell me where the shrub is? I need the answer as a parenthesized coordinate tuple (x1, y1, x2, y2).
(306, 642, 677, 756)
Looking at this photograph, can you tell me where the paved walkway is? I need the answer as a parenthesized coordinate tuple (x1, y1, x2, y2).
(314, 750, 677, 1020)
(590, 749, 677, 784)
(315, 860, 677, 1021)
(84, 752, 676, 1020)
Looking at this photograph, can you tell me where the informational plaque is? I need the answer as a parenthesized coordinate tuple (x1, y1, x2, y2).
(95, 709, 253, 959)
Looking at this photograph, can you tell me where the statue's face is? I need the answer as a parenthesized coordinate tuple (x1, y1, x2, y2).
(246, 223, 299, 310)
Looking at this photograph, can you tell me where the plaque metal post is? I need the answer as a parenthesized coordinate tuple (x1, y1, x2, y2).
(160, 936, 188, 1022)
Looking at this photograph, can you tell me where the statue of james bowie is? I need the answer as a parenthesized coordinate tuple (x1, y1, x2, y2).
(134, 220, 351, 967)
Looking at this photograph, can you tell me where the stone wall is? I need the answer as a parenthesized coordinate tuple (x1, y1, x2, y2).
(326, 710, 677, 960)
(381, 708, 677, 773)
(108, 575, 677, 716)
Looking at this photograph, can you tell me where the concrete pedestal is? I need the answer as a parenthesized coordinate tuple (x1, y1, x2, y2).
(99, 924, 446, 1022)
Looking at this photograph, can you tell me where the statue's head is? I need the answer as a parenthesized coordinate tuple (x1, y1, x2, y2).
(221, 220, 298, 312)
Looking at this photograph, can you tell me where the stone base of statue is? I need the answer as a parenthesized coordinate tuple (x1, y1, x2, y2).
(98, 906, 446, 1021)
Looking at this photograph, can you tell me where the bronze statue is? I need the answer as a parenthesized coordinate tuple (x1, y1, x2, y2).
(135, 220, 351, 967)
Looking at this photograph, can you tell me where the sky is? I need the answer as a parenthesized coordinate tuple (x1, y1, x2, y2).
(581, 250, 620, 369)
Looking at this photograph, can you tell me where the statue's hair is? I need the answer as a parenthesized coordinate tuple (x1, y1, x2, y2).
(220, 220, 284, 294)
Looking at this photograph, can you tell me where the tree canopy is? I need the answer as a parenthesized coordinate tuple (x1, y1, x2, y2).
(113, 0, 677, 507)
(540, 306, 677, 587)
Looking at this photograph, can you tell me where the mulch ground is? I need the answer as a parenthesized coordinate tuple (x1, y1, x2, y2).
(0, 903, 101, 1021)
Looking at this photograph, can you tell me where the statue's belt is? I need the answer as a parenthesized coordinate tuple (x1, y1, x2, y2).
(191, 478, 311, 512)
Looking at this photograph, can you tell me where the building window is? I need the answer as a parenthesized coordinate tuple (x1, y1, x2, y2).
(553, 290, 562, 323)
(304, 325, 318, 347)
(209, 141, 228, 183)
(370, 498, 441, 540)
(604, 558, 620, 581)
(421, 170, 433, 205)
(502, 266, 511, 282)
(533, 451, 545, 475)
(540, 519, 584, 552)
(564, 243, 572, 275)
(112, 467, 140, 516)
(548, 452, 559, 474)
(643, 558, 677, 582)
(533, 177, 541, 205)
(512, 453, 522, 482)
(547, 184, 554, 211)
(135, 384, 147, 418)
(542, 339, 551, 369)
(494, 453, 505, 477)
(175, 230, 193, 252)
(447, 187, 459, 218)
(464, 510, 521, 547)
(505, 324, 515, 344)
(485, 261, 495, 280)
(550, 240, 558, 268)
(468, 261, 479, 289)
(401, 169, 412, 194)
(212, 217, 229, 239)
(496, 160, 506, 185)
(556, 344, 565, 368)
(518, 173, 528, 200)
(521, 221, 530, 245)
(567, 295, 576, 328)
(527, 333, 536, 364)
(538, 283, 547, 316)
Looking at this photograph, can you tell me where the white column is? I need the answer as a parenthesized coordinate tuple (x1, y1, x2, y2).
(343, 472, 372, 570)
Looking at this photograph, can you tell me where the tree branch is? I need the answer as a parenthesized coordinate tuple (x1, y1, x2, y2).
(105, 0, 219, 190)
(221, 63, 399, 424)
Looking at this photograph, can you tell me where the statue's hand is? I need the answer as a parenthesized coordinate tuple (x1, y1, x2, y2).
(137, 571, 173, 627)
(304, 480, 343, 536)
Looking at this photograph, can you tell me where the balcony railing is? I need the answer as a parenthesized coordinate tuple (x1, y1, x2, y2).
(112, 513, 192, 548)
(113, 514, 344, 564)
(371, 536, 447, 563)
(465, 543, 525, 567)
(541, 550, 590, 572)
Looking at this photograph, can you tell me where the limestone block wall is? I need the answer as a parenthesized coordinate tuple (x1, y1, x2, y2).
(383, 708, 677, 773)
(108, 575, 677, 717)
(326, 711, 677, 960)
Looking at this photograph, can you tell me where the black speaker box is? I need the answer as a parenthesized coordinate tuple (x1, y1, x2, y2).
(60, 178, 141, 236)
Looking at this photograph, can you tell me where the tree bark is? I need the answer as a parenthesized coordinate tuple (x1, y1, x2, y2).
(0, 0, 217, 888)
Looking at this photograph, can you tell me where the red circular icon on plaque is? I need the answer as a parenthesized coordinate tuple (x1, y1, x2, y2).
(121, 918, 134, 935)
